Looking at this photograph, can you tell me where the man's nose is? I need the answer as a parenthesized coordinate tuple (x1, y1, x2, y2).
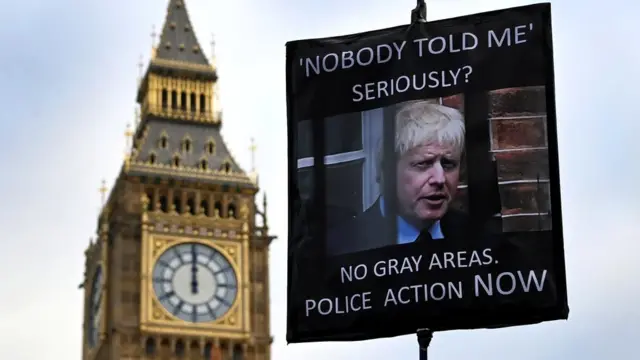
(428, 162, 446, 185)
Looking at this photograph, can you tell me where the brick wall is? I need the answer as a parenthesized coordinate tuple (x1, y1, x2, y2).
(444, 86, 552, 232)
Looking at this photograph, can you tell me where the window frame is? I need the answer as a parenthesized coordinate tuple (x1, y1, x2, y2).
(296, 108, 383, 212)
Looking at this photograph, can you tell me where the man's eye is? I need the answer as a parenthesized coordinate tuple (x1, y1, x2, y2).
(412, 161, 430, 169)
(442, 160, 458, 170)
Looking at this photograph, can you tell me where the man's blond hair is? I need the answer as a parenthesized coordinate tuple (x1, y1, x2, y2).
(377, 100, 466, 181)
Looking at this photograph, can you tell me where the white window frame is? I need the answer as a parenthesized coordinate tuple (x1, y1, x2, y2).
(297, 108, 383, 212)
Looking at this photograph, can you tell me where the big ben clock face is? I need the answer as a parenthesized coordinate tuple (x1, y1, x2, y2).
(87, 266, 102, 348)
(152, 242, 238, 323)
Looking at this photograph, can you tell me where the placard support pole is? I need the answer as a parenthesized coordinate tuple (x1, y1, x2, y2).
(417, 328, 433, 360)
(411, 0, 427, 23)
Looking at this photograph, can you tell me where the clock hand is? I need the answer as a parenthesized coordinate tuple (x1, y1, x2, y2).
(191, 245, 198, 294)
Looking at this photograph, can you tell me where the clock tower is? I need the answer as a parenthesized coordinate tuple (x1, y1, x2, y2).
(79, 1, 275, 359)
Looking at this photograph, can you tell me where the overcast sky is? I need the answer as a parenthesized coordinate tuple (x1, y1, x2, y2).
(0, 0, 638, 359)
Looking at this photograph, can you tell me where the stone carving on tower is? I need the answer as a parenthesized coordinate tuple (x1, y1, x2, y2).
(79, 1, 275, 359)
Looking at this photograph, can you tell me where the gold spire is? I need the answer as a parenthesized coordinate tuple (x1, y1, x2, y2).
(248, 138, 258, 184)
(249, 137, 257, 173)
(210, 34, 216, 69)
(135, 107, 140, 126)
(137, 55, 145, 86)
(263, 192, 268, 225)
(151, 25, 157, 47)
(124, 123, 133, 169)
(151, 25, 158, 58)
(209, 34, 221, 123)
(99, 179, 107, 205)
(125, 122, 133, 148)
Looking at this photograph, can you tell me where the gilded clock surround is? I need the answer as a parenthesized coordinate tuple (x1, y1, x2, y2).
(140, 231, 249, 339)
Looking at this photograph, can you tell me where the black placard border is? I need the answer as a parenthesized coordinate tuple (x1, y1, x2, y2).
(285, 2, 568, 344)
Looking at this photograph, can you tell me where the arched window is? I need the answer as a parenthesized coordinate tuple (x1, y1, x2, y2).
(171, 90, 177, 109)
(187, 198, 196, 215)
(200, 159, 208, 170)
(221, 161, 231, 173)
(175, 340, 185, 357)
(161, 89, 168, 109)
(214, 201, 222, 217)
(159, 135, 168, 149)
(145, 338, 155, 355)
(232, 344, 243, 360)
(173, 196, 182, 214)
(203, 343, 213, 359)
(159, 196, 168, 212)
(205, 140, 215, 155)
(173, 155, 181, 167)
(200, 94, 206, 113)
(145, 190, 154, 211)
(182, 138, 192, 153)
(180, 91, 187, 111)
(149, 153, 156, 164)
(190, 93, 196, 113)
(200, 200, 209, 216)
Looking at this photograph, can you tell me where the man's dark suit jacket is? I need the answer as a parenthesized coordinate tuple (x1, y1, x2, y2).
(326, 198, 489, 256)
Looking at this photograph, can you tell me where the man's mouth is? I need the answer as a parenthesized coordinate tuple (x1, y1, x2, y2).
(423, 194, 447, 205)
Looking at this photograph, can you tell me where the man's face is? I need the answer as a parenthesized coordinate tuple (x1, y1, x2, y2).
(395, 142, 461, 224)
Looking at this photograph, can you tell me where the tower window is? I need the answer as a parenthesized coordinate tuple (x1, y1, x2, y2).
(233, 345, 243, 360)
(173, 197, 182, 214)
(200, 94, 206, 113)
(173, 155, 181, 167)
(205, 141, 215, 154)
(203, 343, 213, 358)
(149, 153, 156, 164)
(161, 89, 168, 109)
(145, 338, 155, 355)
(180, 91, 187, 110)
(200, 200, 209, 216)
(190, 92, 196, 113)
(186, 198, 196, 215)
(182, 138, 192, 153)
(171, 90, 177, 109)
(200, 159, 208, 170)
(221, 161, 231, 172)
(214, 201, 222, 217)
(175, 340, 185, 357)
(159, 196, 168, 212)
(159, 135, 168, 149)
(145, 190, 154, 211)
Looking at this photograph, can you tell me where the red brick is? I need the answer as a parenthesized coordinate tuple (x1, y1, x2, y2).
(498, 182, 551, 214)
(442, 94, 464, 112)
(491, 117, 547, 150)
(494, 149, 550, 182)
(489, 86, 546, 117)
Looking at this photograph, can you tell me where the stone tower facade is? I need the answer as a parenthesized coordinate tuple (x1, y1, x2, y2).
(80, 1, 275, 359)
